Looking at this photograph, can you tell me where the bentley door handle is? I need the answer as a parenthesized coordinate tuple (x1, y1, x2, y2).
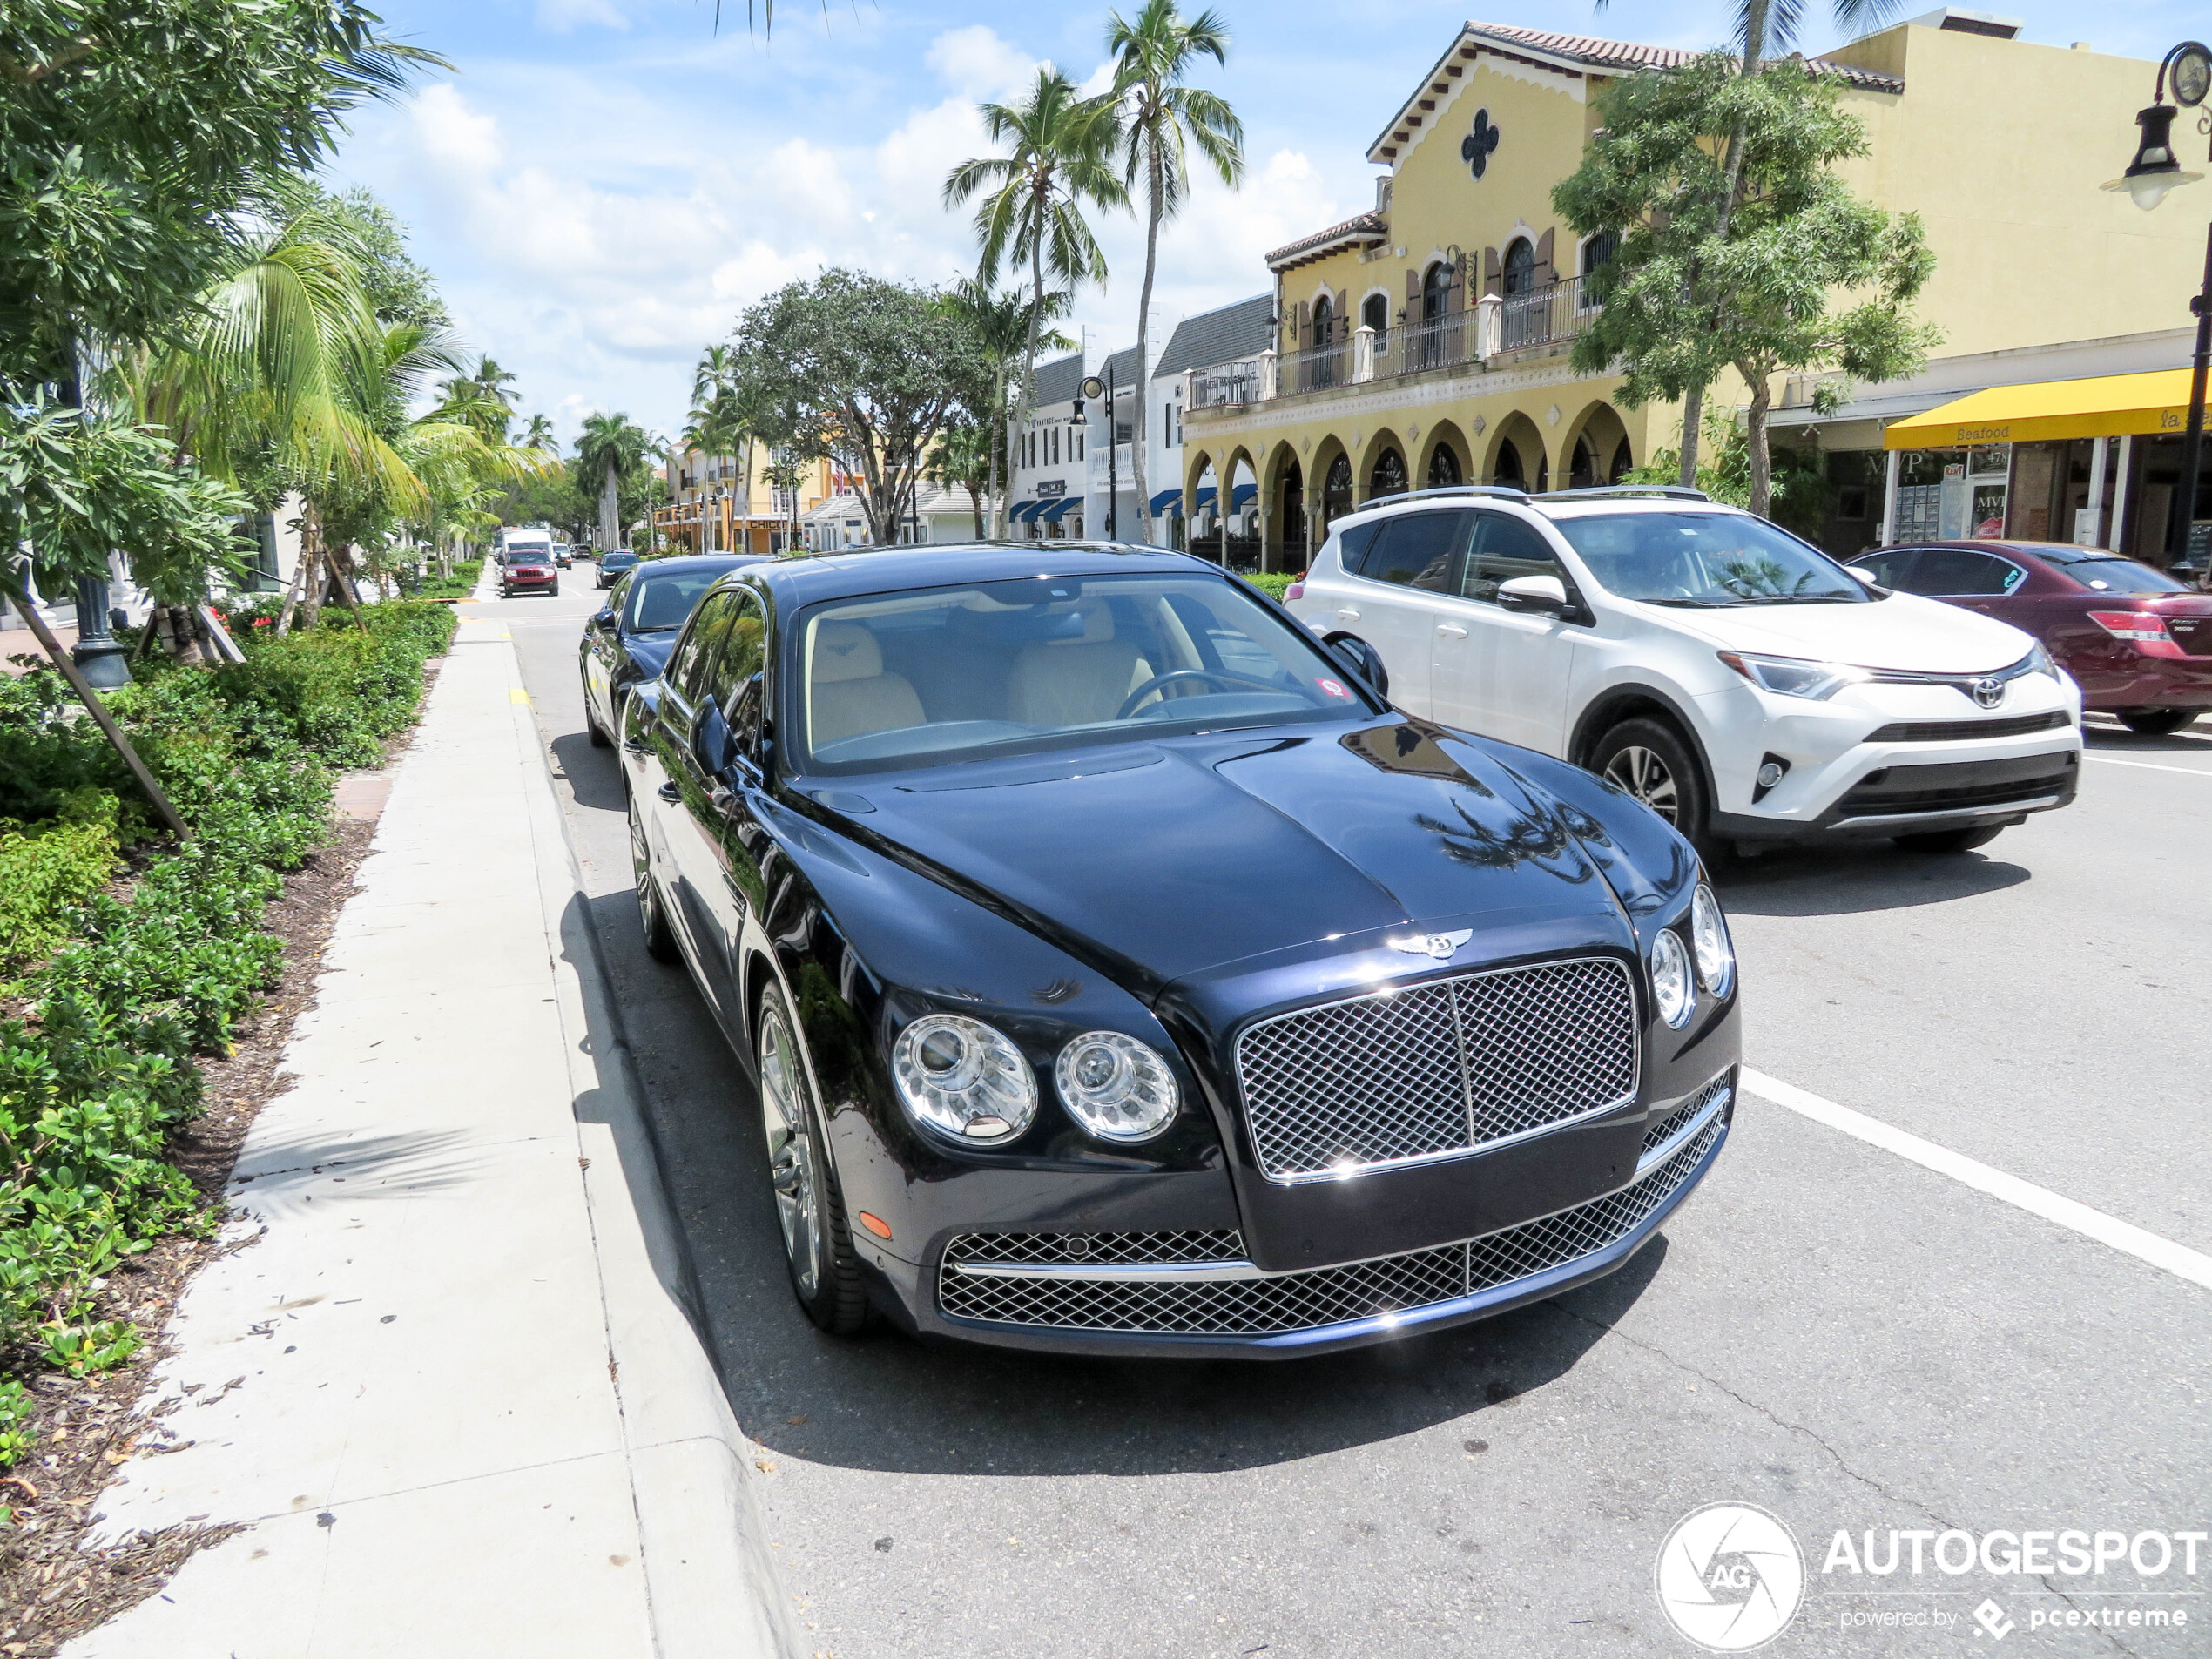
(657, 782, 682, 803)
(1435, 624, 1468, 639)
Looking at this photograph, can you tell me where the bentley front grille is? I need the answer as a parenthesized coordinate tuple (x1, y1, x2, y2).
(1233, 956, 1639, 1183)
(935, 1103, 1724, 1339)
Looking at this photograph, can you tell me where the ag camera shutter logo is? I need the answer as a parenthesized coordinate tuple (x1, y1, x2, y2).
(1656, 1502, 1806, 1651)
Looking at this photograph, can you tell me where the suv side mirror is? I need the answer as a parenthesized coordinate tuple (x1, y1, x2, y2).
(1325, 633, 1390, 699)
(1497, 574, 1569, 615)
(1844, 564, 1879, 587)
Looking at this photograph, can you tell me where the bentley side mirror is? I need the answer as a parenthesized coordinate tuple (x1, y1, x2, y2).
(1327, 634, 1391, 699)
(590, 607, 617, 631)
(1497, 574, 1570, 615)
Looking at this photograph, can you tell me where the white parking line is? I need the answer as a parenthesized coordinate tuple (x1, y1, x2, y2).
(2083, 755, 2212, 778)
(1740, 1069, 2212, 1293)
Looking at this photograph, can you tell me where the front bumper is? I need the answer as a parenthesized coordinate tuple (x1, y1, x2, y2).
(858, 1072, 1733, 1359)
(1697, 671, 2084, 844)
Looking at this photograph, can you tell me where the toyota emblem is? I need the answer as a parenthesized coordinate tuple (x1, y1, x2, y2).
(1972, 677, 2004, 710)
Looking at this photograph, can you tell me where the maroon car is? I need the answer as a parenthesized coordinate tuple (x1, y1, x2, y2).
(501, 549, 560, 598)
(1848, 541, 2212, 734)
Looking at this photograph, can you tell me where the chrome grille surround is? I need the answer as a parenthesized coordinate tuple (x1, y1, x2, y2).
(1233, 955, 1640, 1184)
(935, 1112, 1723, 1338)
(1640, 1073, 1734, 1170)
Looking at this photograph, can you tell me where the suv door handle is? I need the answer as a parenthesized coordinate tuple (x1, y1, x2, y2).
(1335, 607, 1359, 622)
(657, 782, 681, 804)
(1435, 623, 1468, 639)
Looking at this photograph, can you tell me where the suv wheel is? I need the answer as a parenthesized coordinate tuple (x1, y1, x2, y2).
(2117, 708, 2195, 735)
(1591, 718, 1711, 849)
(755, 983, 869, 1334)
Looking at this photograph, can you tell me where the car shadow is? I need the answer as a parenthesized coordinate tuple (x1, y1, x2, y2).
(1713, 843, 2030, 916)
(730, 1238, 1668, 1480)
(551, 730, 628, 813)
(2081, 725, 2212, 756)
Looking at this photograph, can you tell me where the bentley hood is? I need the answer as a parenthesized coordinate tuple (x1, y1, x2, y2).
(827, 720, 1630, 991)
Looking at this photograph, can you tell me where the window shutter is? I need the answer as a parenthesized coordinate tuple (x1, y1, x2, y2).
(1483, 246, 1501, 297)
(1334, 291, 1349, 342)
(1446, 257, 1465, 317)
(1533, 229, 1556, 289)
(1296, 300, 1311, 352)
(1406, 268, 1420, 314)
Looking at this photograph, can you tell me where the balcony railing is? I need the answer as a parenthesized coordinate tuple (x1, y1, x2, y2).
(1187, 278, 1602, 415)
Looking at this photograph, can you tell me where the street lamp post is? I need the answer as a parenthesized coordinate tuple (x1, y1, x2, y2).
(2105, 42, 2212, 573)
(1082, 367, 1118, 540)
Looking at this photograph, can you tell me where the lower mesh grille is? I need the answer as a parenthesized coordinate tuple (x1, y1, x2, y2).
(1641, 1075, 1733, 1161)
(937, 1116, 1723, 1337)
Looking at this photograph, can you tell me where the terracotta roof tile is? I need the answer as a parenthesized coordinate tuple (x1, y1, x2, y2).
(1264, 212, 1389, 271)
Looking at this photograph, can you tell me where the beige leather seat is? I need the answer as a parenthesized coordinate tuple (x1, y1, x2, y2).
(1007, 602, 1155, 727)
(809, 622, 925, 748)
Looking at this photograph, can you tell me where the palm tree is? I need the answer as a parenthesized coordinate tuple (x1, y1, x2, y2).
(683, 391, 752, 552)
(471, 354, 518, 404)
(1107, 2, 1243, 543)
(943, 70, 1125, 496)
(943, 279, 1073, 538)
(575, 412, 658, 552)
(924, 421, 993, 539)
(519, 413, 560, 455)
(693, 343, 738, 408)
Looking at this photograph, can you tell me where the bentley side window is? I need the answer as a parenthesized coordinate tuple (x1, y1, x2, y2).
(671, 592, 740, 706)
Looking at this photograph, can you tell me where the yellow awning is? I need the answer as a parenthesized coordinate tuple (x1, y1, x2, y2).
(1883, 368, 2198, 449)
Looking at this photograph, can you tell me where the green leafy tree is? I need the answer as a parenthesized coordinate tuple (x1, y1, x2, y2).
(1554, 54, 1933, 518)
(0, 0, 432, 394)
(943, 71, 1124, 480)
(731, 271, 986, 550)
(1107, 0, 1243, 543)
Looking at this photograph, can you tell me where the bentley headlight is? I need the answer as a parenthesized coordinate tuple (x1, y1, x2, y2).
(893, 1015, 1036, 1143)
(1650, 927, 1695, 1028)
(1689, 884, 1735, 997)
(1055, 1031, 1180, 1143)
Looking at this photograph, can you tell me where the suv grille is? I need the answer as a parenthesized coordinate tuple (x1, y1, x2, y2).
(1865, 711, 2070, 744)
(936, 1115, 1723, 1337)
(1233, 957, 1638, 1183)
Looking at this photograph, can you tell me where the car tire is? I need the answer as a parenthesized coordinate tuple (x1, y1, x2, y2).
(584, 683, 611, 748)
(627, 788, 681, 963)
(754, 981, 870, 1335)
(1589, 717, 1714, 853)
(2117, 708, 2195, 735)
(1892, 826, 2004, 854)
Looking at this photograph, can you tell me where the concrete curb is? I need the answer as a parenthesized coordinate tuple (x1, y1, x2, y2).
(502, 637, 805, 1659)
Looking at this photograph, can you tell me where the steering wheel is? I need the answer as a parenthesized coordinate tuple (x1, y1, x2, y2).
(1115, 668, 1287, 721)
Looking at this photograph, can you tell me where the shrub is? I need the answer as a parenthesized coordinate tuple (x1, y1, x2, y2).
(1242, 572, 1303, 602)
(0, 599, 447, 1460)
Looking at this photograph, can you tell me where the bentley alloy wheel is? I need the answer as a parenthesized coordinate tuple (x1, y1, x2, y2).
(754, 984, 869, 1333)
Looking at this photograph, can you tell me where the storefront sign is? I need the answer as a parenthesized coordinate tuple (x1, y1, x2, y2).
(1035, 479, 1066, 497)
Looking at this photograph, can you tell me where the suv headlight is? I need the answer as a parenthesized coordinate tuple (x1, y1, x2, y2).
(1717, 651, 1868, 701)
(2024, 641, 2058, 678)
(1689, 884, 1734, 998)
(1650, 927, 1695, 1028)
(893, 1015, 1036, 1143)
(1055, 1031, 1180, 1143)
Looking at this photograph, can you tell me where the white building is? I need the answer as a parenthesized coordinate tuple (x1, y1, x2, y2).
(1146, 294, 1275, 554)
(797, 478, 1000, 552)
(1008, 353, 1089, 540)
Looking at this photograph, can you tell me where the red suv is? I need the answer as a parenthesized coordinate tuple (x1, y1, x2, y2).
(1849, 541, 2212, 734)
(501, 550, 560, 598)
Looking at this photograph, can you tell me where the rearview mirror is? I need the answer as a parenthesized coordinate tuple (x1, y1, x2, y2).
(1326, 633, 1390, 699)
(1497, 574, 1569, 615)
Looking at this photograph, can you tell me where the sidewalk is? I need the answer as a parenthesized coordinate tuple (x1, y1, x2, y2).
(64, 617, 796, 1659)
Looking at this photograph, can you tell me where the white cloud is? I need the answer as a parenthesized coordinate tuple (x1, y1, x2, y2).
(924, 24, 1037, 102)
(534, 0, 629, 31)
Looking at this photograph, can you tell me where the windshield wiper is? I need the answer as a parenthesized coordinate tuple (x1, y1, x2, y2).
(1649, 597, 1742, 608)
(1739, 593, 1858, 604)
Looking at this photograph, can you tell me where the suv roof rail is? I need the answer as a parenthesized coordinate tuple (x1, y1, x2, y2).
(1531, 485, 1712, 502)
(1339, 484, 1530, 517)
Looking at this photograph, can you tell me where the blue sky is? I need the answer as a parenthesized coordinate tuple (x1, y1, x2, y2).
(327, 0, 2196, 444)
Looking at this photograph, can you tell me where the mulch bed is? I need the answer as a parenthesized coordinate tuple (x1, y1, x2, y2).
(0, 664, 444, 1657)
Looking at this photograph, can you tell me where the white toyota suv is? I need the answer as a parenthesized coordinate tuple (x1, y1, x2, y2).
(1286, 485, 2082, 856)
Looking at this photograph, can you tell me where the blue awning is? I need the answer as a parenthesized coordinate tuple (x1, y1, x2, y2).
(1039, 496, 1081, 522)
(1009, 499, 1041, 522)
(1192, 485, 1218, 509)
(1230, 482, 1257, 509)
(1147, 488, 1182, 514)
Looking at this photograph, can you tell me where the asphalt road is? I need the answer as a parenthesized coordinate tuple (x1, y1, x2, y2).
(474, 572, 2211, 1659)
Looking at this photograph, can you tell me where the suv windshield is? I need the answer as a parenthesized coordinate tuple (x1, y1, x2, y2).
(1554, 511, 1867, 605)
(796, 572, 1375, 774)
(625, 568, 729, 632)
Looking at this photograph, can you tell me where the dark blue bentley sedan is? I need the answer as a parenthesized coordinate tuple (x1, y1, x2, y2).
(579, 553, 770, 748)
(620, 543, 1739, 1358)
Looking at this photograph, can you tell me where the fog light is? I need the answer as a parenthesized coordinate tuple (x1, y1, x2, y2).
(1756, 761, 1784, 789)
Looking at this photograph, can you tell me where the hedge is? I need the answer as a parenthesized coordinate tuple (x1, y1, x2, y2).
(0, 601, 453, 1467)
(1243, 572, 1303, 602)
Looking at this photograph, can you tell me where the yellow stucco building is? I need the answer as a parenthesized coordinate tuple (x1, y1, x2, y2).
(1183, 12, 2207, 572)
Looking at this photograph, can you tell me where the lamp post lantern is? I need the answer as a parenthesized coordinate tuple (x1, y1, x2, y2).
(2105, 43, 2212, 574)
(1082, 369, 1117, 540)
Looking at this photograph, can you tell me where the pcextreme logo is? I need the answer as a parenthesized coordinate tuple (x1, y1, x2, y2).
(1656, 1502, 1807, 1651)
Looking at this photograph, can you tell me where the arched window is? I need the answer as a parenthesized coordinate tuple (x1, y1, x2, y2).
(1570, 435, 1599, 490)
(1427, 443, 1462, 488)
(1493, 439, 1524, 489)
(1323, 454, 1354, 522)
(1421, 261, 1451, 323)
(1361, 293, 1389, 334)
(1310, 292, 1334, 346)
(1502, 239, 1536, 296)
(1610, 437, 1634, 482)
(1371, 447, 1408, 498)
(1579, 231, 1618, 277)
